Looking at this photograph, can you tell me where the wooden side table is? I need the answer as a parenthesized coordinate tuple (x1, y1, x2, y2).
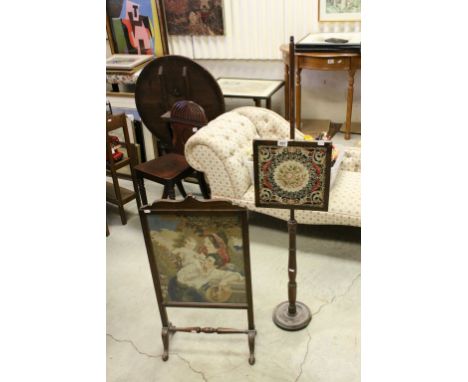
(280, 45, 360, 139)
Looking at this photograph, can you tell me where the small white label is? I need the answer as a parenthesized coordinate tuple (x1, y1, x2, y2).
(278, 139, 288, 147)
(143, 209, 151, 214)
(318, 140, 325, 146)
(192, 127, 198, 132)
(327, 59, 335, 64)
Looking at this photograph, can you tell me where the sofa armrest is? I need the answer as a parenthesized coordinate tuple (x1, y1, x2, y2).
(185, 112, 258, 199)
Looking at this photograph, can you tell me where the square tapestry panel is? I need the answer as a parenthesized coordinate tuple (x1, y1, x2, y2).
(253, 140, 332, 211)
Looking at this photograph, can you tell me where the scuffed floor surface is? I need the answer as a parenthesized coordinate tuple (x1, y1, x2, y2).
(107, 179, 360, 382)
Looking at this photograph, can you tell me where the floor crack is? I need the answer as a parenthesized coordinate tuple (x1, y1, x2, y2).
(312, 273, 361, 317)
(174, 354, 209, 382)
(106, 333, 162, 359)
(294, 328, 312, 382)
(291, 273, 360, 381)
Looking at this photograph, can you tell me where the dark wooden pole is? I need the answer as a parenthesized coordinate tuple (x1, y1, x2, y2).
(272, 36, 312, 331)
(288, 36, 297, 316)
(287, 213, 297, 315)
(289, 36, 295, 140)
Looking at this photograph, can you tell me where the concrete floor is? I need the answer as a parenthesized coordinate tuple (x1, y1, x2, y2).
(107, 174, 360, 381)
(107, 131, 360, 381)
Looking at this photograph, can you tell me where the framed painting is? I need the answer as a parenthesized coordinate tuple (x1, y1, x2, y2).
(139, 196, 256, 364)
(162, 0, 224, 36)
(106, 0, 169, 55)
(106, 54, 153, 71)
(253, 140, 332, 211)
(217, 78, 284, 99)
(318, 0, 361, 22)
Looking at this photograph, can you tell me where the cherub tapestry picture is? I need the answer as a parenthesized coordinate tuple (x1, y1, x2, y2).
(107, 0, 166, 55)
(163, 0, 224, 35)
(147, 213, 247, 304)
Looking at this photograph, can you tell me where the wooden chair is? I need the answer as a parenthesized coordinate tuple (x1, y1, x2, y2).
(134, 100, 211, 206)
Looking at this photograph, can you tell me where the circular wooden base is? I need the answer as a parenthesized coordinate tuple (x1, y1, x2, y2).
(272, 301, 312, 331)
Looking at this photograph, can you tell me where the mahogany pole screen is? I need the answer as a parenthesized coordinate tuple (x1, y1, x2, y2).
(252, 37, 332, 331)
(135, 55, 225, 149)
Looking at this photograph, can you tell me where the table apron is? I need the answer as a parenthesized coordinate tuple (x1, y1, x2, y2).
(297, 56, 361, 71)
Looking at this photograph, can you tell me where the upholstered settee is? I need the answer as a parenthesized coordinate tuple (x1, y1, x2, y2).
(185, 107, 361, 227)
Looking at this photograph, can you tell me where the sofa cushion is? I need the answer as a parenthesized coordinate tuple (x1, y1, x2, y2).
(341, 147, 361, 172)
(224, 170, 361, 227)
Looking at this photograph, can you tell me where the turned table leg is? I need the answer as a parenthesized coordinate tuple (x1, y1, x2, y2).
(345, 68, 356, 140)
(284, 64, 290, 120)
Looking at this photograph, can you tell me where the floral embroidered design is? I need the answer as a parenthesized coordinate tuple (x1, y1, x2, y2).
(255, 144, 330, 210)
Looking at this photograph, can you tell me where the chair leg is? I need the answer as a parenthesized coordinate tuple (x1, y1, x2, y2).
(162, 182, 176, 200)
(176, 181, 187, 198)
(136, 176, 148, 206)
(196, 172, 211, 199)
(118, 204, 127, 225)
(168, 183, 176, 200)
(131, 172, 141, 210)
(162, 184, 170, 199)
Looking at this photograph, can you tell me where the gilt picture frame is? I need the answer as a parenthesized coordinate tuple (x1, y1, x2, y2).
(106, 0, 169, 55)
(318, 0, 361, 22)
(253, 140, 332, 211)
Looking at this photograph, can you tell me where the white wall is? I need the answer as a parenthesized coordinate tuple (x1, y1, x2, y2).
(196, 59, 361, 123)
(169, 0, 360, 60)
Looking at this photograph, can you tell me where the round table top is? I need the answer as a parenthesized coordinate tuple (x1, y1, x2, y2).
(135, 55, 225, 146)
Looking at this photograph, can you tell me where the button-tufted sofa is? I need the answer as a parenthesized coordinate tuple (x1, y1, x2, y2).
(185, 107, 361, 227)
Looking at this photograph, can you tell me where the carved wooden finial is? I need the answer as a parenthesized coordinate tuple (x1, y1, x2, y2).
(171, 100, 208, 125)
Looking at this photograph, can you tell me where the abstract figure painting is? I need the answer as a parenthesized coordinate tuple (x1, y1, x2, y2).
(253, 140, 332, 211)
(107, 0, 168, 55)
(319, 0, 361, 21)
(163, 0, 224, 35)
